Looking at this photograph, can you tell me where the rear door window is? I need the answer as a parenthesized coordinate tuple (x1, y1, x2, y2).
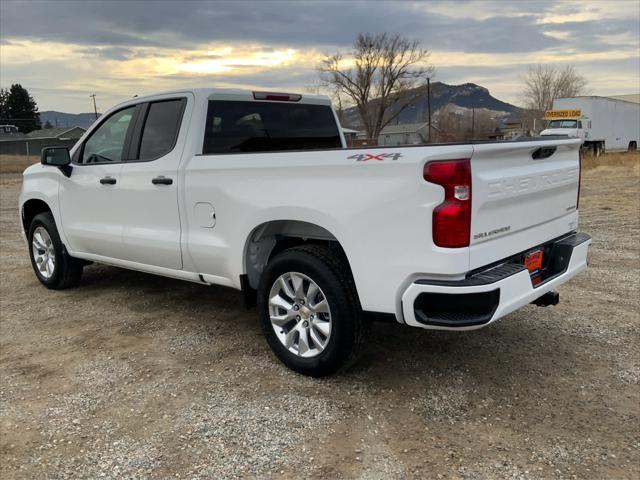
(202, 100, 341, 154)
(138, 99, 186, 160)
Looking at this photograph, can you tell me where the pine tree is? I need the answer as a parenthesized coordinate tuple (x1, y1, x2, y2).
(5, 84, 41, 133)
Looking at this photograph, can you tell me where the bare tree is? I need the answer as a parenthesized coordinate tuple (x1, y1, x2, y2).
(305, 82, 350, 126)
(523, 64, 588, 112)
(434, 105, 465, 142)
(319, 32, 434, 139)
(434, 104, 499, 142)
(472, 109, 500, 139)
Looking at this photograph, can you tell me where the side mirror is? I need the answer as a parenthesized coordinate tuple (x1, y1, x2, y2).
(41, 146, 71, 166)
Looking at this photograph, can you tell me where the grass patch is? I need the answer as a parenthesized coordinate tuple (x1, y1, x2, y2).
(0, 154, 38, 175)
(581, 150, 639, 170)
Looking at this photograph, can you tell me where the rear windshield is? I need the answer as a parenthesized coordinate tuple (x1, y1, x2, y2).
(202, 100, 341, 154)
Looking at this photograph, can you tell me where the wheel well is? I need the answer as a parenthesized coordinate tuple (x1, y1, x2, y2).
(21, 199, 51, 234)
(244, 220, 350, 291)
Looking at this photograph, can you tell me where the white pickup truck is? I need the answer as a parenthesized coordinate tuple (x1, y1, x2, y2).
(20, 88, 591, 376)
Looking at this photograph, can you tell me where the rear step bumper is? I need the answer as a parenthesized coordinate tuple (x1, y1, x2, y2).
(401, 232, 592, 330)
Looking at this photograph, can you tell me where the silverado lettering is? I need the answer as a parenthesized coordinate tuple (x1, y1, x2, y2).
(487, 168, 579, 199)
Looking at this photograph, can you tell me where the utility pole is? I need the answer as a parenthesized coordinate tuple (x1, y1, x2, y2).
(89, 94, 98, 119)
(427, 77, 432, 142)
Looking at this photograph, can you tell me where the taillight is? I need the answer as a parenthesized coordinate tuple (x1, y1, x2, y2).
(577, 148, 582, 209)
(424, 159, 472, 248)
(252, 91, 302, 102)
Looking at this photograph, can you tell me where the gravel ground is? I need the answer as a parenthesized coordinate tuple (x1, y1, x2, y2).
(1, 159, 639, 479)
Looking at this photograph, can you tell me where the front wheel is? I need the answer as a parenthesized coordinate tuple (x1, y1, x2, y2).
(257, 245, 367, 377)
(28, 212, 83, 289)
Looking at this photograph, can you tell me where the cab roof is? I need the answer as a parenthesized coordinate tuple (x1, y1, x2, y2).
(116, 88, 332, 107)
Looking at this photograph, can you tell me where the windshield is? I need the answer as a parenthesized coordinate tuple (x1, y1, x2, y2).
(548, 120, 578, 128)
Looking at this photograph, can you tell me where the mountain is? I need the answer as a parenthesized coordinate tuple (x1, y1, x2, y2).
(340, 82, 523, 129)
(39, 111, 100, 129)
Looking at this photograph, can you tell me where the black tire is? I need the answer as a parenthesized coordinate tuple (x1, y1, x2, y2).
(629, 141, 637, 152)
(595, 143, 604, 157)
(28, 212, 83, 289)
(257, 244, 367, 377)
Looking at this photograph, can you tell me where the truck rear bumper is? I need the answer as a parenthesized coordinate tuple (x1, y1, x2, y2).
(401, 232, 592, 330)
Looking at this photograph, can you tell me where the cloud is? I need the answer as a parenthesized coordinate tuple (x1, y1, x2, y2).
(541, 17, 640, 52)
(0, 1, 590, 53)
(2, 1, 635, 59)
(0, 0, 637, 113)
(77, 47, 138, 61)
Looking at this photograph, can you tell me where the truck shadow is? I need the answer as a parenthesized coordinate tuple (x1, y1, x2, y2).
(76, 263, 581, 395)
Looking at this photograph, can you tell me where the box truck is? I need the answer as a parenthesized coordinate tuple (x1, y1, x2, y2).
(541, 96, 639, 155)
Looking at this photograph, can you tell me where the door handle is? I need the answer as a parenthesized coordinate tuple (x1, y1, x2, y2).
(100, 176, 116, 185)
(152, 176, 173, 185)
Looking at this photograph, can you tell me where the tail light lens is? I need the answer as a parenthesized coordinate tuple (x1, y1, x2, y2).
(424, 159, 472, 248)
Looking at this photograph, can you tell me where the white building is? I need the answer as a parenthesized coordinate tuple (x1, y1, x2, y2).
(378, 122, 430, 146)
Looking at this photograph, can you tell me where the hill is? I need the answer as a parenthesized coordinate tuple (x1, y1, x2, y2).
(341, 82, 523, 128)
(39, 111, 100, 129)
(38, 82, 523, 132)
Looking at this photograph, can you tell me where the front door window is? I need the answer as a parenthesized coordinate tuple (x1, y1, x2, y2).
(82, 106, 135, 164)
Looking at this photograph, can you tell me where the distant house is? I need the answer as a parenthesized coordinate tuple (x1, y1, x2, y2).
(24, 126, 86, 141)
(341, 127, 360, 146)
(494, 120, 529, 140)
(378, 122, 430, 146)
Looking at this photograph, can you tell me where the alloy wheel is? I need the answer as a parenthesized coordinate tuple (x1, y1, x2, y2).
(32, 226, 55, 279)
(268, 272, 332, 358)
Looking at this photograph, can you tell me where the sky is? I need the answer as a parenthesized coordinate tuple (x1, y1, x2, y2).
(1, 0, 639, 113)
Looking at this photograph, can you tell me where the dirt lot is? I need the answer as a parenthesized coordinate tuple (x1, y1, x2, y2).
(1, 154, 639, 479)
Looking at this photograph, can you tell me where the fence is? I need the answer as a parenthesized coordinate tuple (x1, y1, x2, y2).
(0, 137, 79, 160)
(0, 138, 80, 174)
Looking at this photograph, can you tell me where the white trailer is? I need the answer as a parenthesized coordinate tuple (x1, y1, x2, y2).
(541, 96, 639, 155)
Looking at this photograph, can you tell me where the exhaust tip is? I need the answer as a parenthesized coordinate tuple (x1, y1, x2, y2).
(532, 291, 560, 307)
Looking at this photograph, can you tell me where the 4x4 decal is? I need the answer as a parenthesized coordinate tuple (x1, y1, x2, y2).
(348, 152, 403, 162)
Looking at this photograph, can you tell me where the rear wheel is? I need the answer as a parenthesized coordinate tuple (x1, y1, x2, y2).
(257, 244, 367, 377)
(28, 212, 83, 289)
(629, 141, 637, 152)
(594, 142, 604, 157)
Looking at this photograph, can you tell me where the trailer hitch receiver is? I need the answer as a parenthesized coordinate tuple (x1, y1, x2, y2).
(532, 291, 560, 307)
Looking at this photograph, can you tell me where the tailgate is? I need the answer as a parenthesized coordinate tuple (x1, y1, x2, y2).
(469, 139, 581, 268)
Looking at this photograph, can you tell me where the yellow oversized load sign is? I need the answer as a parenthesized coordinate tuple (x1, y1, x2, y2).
(544, 109, 582, 119)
